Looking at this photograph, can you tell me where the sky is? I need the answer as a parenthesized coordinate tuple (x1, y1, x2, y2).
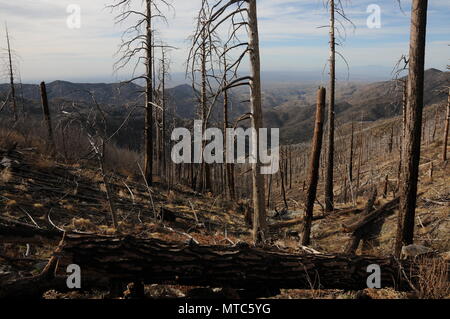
(0, 0, 448, 84)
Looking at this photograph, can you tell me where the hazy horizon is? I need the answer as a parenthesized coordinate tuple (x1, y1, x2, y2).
(0, 0, 448, 85)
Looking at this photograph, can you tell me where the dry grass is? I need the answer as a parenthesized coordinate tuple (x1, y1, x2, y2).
(415, 257, 450, 299)
(0, 168, 12, 184)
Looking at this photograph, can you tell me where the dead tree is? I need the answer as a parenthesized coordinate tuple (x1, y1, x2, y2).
(395, 0, 428, 257)
(5, 24, 17, 121)
(187, 1, 222, 193)
(279, 153, 288, 211)
(302, 87, 326, 246)
(39, 82, 56, 152)
(156, 46, 170, 180)
(324, 0, 336, 212)
(344, 194, 402, 255)
(324, 0, 352, 212)
(443, 87, 450, 161)
(192, 0, 267, 243)
(109, 0, 172, 185)
(222, 49, 235, 200)
(60, 94, 118, 229)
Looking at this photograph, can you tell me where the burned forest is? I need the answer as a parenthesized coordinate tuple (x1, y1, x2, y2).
(0, 0, 449, 304)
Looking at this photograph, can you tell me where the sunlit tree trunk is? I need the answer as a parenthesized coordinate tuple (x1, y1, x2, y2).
(395, 0, 428, 257)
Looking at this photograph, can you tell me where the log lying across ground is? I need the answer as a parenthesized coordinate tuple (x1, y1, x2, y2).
(0, 233, 416, 298)
(343, 196, 400, 254)
(0, 216, 62, 243)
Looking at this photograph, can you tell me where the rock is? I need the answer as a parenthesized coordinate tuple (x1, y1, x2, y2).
(401, 244, 434, 259)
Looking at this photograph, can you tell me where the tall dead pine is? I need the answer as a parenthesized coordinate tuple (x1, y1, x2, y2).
(143, 0, 154, 185)
(325, 0, 336, 212)
(302, 87, 326, 246)
(395, 0, 428, 257)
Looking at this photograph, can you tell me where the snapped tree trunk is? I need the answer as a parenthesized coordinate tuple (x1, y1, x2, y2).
(395, 0, 428, 257)
(39, 82, 55, 152)
(302, 87, 326, 246)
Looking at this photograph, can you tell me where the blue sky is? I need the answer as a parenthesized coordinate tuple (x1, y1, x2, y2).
(0, 0, 448, 83)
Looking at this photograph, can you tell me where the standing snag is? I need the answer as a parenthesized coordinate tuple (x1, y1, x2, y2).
(324, 0, 336, 212)
(5, 24, 18, 121)
(191, 0, 267, 244)
(395, 0, 429, 257)
(302, 87, 326, 246)
(109, 0, 172, 186)
(39, 82, 56, 153)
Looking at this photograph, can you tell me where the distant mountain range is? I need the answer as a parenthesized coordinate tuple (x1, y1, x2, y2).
(1, 68, 448, 147)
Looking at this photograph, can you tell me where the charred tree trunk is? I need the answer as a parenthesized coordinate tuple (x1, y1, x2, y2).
(302, 87, 326, 246)
(0, 234, 416, 298)
(279, 152, 288, 211)
(395, 0, 428, 257)
(348, 121, 354, 183)
(144, 0, 154, 185)
(39, 82, 55, 152)
(325, 0, 336, 212)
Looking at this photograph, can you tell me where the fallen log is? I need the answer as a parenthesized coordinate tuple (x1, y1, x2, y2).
(343, 197, 400, 233)
(344, 191, 378, 254)
(269, 215, 324, 231)
(0, 233, 416, 298)
(0, 216, 62, 243)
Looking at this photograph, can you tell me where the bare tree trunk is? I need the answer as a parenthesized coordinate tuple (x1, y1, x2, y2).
(223, 55, 235, 199)
(325, 0, 336, 212)
(6, 25, 17, 122)
(144, 0, 154, 185)
(397, 79, 408, 190)
(279, 161, 288, 210)
(248, 0, 266, 244)
(267, 173, 272, 209)
(302, 87, 326, 246)
(348, 121, 354, 183)
(161, 51, 167, 179)
(443, 88, 450, 161)
(100, 144, 118, 229)
(289, 146, 293, 189)
(388, 125, 394, 153)
(395, 0, 428, 257)
(39, 82, 55, 152)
